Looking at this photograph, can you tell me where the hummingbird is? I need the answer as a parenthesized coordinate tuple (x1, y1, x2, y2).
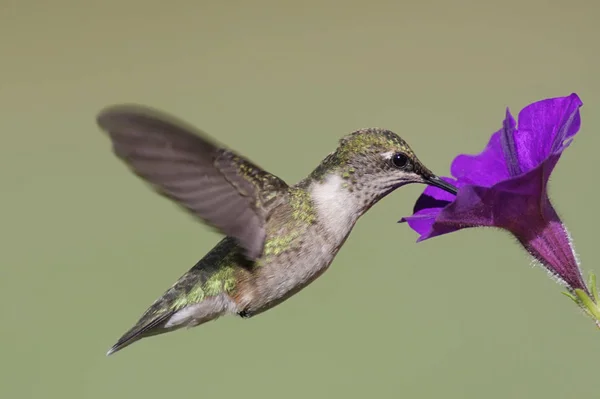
(97, 104, 458, 356)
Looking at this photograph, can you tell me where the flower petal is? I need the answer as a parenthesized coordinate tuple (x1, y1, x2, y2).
(433, 156, 555, 237)
(405, 155, 558, 242)
(521, 216, 587, 293)
(414, 177, 461, 212)
(513, 93, 582, 172)
(499, 109, 521, 176)
(450, 129, 510, 187)
(400, 177, 461, 240)
(401, 208, 442, 241)
(401, 93, 589, 297)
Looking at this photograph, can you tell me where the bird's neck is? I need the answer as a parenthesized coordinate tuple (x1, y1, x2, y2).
(306, 173, 366, 243)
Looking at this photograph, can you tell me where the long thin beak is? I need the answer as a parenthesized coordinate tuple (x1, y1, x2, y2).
(425, 175, 458, 195)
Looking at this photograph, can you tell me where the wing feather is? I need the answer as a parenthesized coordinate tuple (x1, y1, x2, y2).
(97, 104, 288, 260)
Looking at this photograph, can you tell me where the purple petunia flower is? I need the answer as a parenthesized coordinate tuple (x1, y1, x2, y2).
(401, 93, 600, 325)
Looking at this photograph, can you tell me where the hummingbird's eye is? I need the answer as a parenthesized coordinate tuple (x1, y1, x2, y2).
(391, 152, 409, 169)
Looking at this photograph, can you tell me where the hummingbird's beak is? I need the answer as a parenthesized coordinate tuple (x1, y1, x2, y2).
(424, 175, 458, 196)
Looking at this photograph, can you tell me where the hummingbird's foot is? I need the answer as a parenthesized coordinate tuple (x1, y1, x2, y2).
(238, 310, 253, 318)
(562, 272, 600, 328)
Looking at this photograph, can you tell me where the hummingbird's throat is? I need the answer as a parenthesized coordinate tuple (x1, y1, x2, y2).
(309, 173, 363, 242)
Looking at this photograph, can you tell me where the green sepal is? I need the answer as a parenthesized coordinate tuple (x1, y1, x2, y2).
(589, 272, 598, 304)
(563, 272, 600, 328)
(562, 291, 579, 304)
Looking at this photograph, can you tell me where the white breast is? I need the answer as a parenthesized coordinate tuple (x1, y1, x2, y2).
(310, 174, 361, 242)
(249, 174, 363, 312)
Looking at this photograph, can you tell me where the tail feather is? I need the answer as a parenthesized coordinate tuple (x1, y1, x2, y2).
(106, 293, 237, 356)
(106, 238, 244, 356)
(106, 309, 176, 356)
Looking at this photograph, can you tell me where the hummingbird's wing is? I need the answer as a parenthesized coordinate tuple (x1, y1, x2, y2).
(96, 104, 289, 260)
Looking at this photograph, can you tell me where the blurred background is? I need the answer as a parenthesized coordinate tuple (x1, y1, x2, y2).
(2, 0, 599, 398)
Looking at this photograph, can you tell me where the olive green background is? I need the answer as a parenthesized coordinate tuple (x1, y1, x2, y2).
(2, 1, 600, 398)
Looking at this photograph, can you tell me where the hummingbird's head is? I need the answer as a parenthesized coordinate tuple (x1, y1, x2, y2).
(300, 128, 457, 238)
(318, 128, 457, 203)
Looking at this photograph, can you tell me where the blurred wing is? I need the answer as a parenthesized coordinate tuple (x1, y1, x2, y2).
(96, 104, 288, 260)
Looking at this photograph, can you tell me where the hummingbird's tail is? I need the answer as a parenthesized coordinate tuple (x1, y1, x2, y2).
(106, 238, 245, 356)
(106, 292, 237, 356)
(106, 309, 177, 356)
